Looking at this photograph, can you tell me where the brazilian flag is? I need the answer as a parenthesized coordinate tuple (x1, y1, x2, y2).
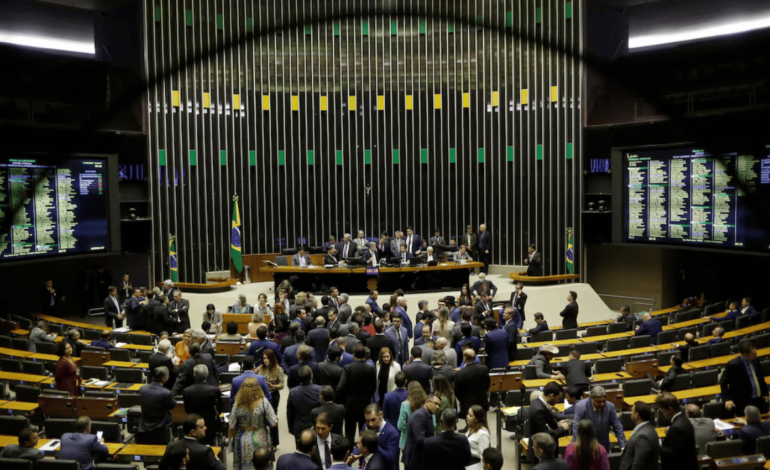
(169, 235, 178, 282)
(566, 228, 574, 274)
(231, 195, 243, 273)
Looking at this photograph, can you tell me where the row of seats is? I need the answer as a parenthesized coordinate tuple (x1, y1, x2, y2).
(0, 416, 122, 442)
(0, 459, 143, 470)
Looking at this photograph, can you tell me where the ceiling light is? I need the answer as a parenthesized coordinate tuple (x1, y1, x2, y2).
(629, 16, 770, 48)
(0, 32, 95, 54)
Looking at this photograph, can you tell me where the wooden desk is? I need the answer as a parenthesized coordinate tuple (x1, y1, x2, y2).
(0, 401, 39, 413)
(624, 385, 721, 406)
(10, 329, 29, 337)
(524, 339, 582, 348)
(35, 315, 111, 331)
(156, 279, 236, 294)
(725, 322, 770, 338)
(0, 347, 34, 358)
(28, 353, 79, 363)
(119, 444, 221, 458)
(509, 273, 580, 283)
(489, 372, 524, 392)
(650, 307, 685, 318)
(662, 318, 711, 331)
(0, 372, 47, 384)
(581, 333, 632, 343)
(104, 361, 137, 369)
(578, 320, 613, 328)
(601, 347, 660, 359)
(552, 354, 606, 364)
(118, 344, 154, 351)
(106, 383, 143, 392)
(222, 314, 252, 335)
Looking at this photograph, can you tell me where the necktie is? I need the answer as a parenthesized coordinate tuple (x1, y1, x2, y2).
(396, 329, 402, 359)
(361, 457, 367, 470)
(324, 440, 332, 468)
(408, 236, 412, 252)
(483, 283, 488, 294)
(513, 293, 518, 306)
(749, 361, 761, 398)
(344, 244, 349, 258)
(402, 253, 406, 261)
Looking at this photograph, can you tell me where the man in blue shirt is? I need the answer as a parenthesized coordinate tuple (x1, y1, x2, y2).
(706, 327, 725, 346)
(366, 290, 382, 316)
(58, 417, 109, 470)
(455, 324, 481, 358)
(571, 386, 626, 452)
(246, 325, 283, 368)
(483, 318, 510, 369)
(230, 356, 272, 405)
(712, 302, 741, 322)
(90, 330, 116, 350)
(382, 372, 408, 430)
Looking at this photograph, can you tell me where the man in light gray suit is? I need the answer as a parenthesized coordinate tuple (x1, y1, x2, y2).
(417, 339, 435, 366)
(390, 231, 405, 257)
(291, 248, 313, 267)
(337, 294, 353, 324)
(29, 320, 57, 353)
(685, 403, 715, 456)
(620, 401, 660, 470)
(435, 338, 457, 368)
(354, 230, 368, 253)
(428, 229, 446, 248)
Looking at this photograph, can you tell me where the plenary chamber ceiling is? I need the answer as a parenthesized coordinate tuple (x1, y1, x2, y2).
(143, 0, 582, 282)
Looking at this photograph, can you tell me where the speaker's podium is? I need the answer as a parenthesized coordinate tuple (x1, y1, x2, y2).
(79, 396, 119, 419)
(488, 371, 524, 393)
(39, 395, 78, 418)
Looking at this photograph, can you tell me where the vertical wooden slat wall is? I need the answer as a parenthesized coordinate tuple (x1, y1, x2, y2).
(144, 0, 582, 283)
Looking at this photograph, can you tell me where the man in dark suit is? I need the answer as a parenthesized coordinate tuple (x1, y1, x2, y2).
(403, 394, 441, 470)
(276, 429, 322, 470)
(337, 294, 353, 325)
(720, 339, 770, 413)
(172, 343, 219, 395)
(477, 224, 492, 274)
(454, 350, 491, 417)
(310, 412, 342, 470)
(292, 248, 313, 268)
(167, 290, 190, 332)
(423, 409, 471, 470)
(183, 365, 221, 445)
(615, 305, 636, 332)
(361, 242, 383, 266)
(288, 345, 321, 388)
(336, 345, 377, 440)
(404, 226, 423, 256)
(509, 282, 528, 325)
(474, 293, 495, 324)
(737, 405, 770, 455)
(528, 312, 549, 336)
(403, 347, 433, 393)
(319, 347, 344, 390)
(287, 366, 322, 437)
(138, 366, 177, 444)
(561, 350, 591, 395)
(384, 314, 409, 366)
(350, 430, 389, 470)
(619, 401, 659, 470)
(308, 317, 331, 360)
(103, 286, 126, 328)
(742, 297, 759, 317)
(247, 325, 284, 367)
(678, 333, 699, 363)
(336, 234, 357, 260)
(148, 339, 178, 391)
(344, 324, 363, 353)
(383, 372, 409, 431)
(181, 414, 225, 470)
(376, 236, 391, 261)
(311, 386, 346, 436)
(635, 313, 663, 345)
(656, 354, 686, 393)
(657, 393, 699, 470)
(451, 310, 481, 347)
(40, 279, 65, 315)
(125, 288, 148, 330)
(527, 381, 570, 462)
(366, 320, 394, 361)
(531, 433, 569, 470)
(324, 246, 341, 266)
(524, 244, 543, 276)
(58, 416, 109, 470)
(559, 291, 579, 329)
(347, 404, 401, 470)
(502, 308, 519, 361)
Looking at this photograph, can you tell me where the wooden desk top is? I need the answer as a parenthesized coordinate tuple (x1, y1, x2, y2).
(28, 353, 79, 362)
(662, 318, 710, 331)
(264, 262, 483, 274)
(601, 347, 660, 358)
(509, 273, 580, 282)
(0, 372, 46, 383)
(118, 344, 154, 351)
(10, 329, 29, 336)
(549, 320, 613, 332)
(40, 377, 56, 386)
(508, 359, 531, 367)
(581, 333, 632, 342)
(118, 444, 221, 457)
(523, 372, 631, 388)
(0, 435, 123, 454)
(552, 354, 606, 363)
(725, 322, 770, 338)
(104, 361, 137, 368)
(0, 402, 39, 412)
(650, 307, 685, 317)
(625, 385, 721, 405)
(524, 339, 582, 348)
(133, 363, 149, 369)
(35, 315, 112, 331)
(0, 347, 34, 358)
(106, 383, 143, 392)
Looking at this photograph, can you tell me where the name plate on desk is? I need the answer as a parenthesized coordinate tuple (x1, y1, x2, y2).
(714, 454, 765, 470)
(366, 267, 380, 276)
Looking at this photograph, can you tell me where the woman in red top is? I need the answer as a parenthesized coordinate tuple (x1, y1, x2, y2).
(563, 419, 610, 470)
(54, 342, 81, 396)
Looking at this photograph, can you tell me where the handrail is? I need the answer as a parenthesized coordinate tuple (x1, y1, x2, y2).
(597, 294, 656, 302)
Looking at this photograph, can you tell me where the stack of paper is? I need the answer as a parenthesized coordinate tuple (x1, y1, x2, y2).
(114, 342, 128, 348)
(500, 406, 520, 417)
(713, 419, 735, 431)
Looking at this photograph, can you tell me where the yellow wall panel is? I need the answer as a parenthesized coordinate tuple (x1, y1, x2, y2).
(262, 95, 270, 111)
(462, 93, 470, 108)
(491, 91, 499, 107)
(349, 95, 356, 111)
(434, 94, 442, 109)
(320, 96, 328, 111)
(405, 95, 413, 110)
(377, 95, 385, 110)
(203, 92, 211, 109)
(521, 89, 529, 105)
(172, 90, 180, 107)
(551, 86, 558, 103)
(291, 95, 299, 111)
(233, 94, 241, 109)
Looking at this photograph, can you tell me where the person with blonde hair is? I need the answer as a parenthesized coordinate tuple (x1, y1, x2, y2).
(248, 312, 268, 340)
(228, 378, 277, 470)
(432, 307, 455, 341)
(397, 381, 429, 452)
(175, 329, 192, 363)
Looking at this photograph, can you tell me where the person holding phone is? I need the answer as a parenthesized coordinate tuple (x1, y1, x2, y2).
(59, 416, 109, 470)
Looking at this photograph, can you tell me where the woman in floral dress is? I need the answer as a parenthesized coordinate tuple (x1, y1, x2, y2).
(228, 378, 277, 470)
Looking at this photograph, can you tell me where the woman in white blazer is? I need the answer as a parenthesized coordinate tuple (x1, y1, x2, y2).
(375, 346, 402, 408)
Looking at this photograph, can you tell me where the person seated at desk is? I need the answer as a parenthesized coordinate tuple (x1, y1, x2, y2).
(232, 294, 251, 314)
(615, 305, 635, 332)
(363, 242, 383, 266)
(706, 327, 725, 346)
(0, 427, 44, 462)
(736, 405, 770, 455)
(652, 354, 686, 393)
(421, 246, 438, 264)
(711, 301, 741, 322)
(453, 245, 473, 262)
(528, 312, 549, 336)
(741, 297, 758, 317)
(63, 328, 86, 357)
(528, 344, 565, 380)
(90, 330, 116, 349)
(292, 248, 313, 268)
(397, 244, 413, 264)
(58, 416, 109, 470)
(684, 404, 715, 456)
(678, 333, 699, 363)
(325, 246, 341, 265)
(29, 320, 57, 353)
(219, 321, 243, 342)
(634, 313, 662, 345)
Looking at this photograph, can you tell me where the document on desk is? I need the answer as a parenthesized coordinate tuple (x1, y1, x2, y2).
(500, 406, 520, 417)
(39, 440, 61, 452)
(115, 342, 128, 348)
(113, 328, 131, 333)
(713, 419, 735, 431)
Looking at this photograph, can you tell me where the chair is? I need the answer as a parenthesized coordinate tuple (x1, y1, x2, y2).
(595, 358, 623, 374)
(606, 338, 630, 352)
(220, 372, 240, 385)
(81, 366, 109, 381)
(692, 370, 719, 388)
(36, 342, 59, 355)
(658, 351, 676, 366)
(657, 315, 670, 326)
(756, 435, 770, 458)
(687, 310, 701, 321)
(530, 331, 552, 343)
(688, 345, 710, 362)
(14, 384, 41, 403)
(701, 323, 718, 338)
(109, 349, 132, 362)
(677, 327, 697, 341)
(114, 368, 144, 383)
(91, 421, 123, 442)
(669, 374, 691, 391)
(169, 336, 183, 346)
(736, 315, 753, 330)
(556, 345, 572, 357)
(704, 304, 719, 317)
(703, 401, 733, 420)
(712, 301, 725, 313)
(673, 312, 689, 324)
(656, 330, 677, 345)
(214, 354, 229, 366)
(47, 324, 62, 334)
(516, 348, 535, 361)
(0, 458, 34, 470)
(83, 329, 103, 341)
(129, 334, 153, 346)
(0, 416, 30, 436)
(523, 365, 538, 380)
(718, 319, 735, 333)
(117, 393, 143, 409)
(505, 390, 523, 407)
(555, 329, 577, 340)
(43, 418, 77, 438)
(585, 326, 607, 337)
(623, 379, 653, 397)
(112, 332, 131, 344)
(14, 317, 32, 329)
(619, 412, 635, 430)
(138, 351, 153, 363)
(705, 440, 744, 459)
(0, 357, 21, 372)
(575, 342, 598, 355)
(710, 341, 732, 358)
(21, 360, 46, 375)
(761, 360, 770, 377)
(219, 395, 231, 414)
(607, 323, 628, 334)
(630, 355, 651, 362)
(0, 335, 11, 348)
(275, 255, 289, 266)
(37, 460, 80, 470)
(629, 336, 651, 348)
(607, 453, 621, 470)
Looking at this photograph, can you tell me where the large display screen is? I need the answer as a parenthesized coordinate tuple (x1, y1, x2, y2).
(0, 156, 111, 260)
(623, 146, 770, 251)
